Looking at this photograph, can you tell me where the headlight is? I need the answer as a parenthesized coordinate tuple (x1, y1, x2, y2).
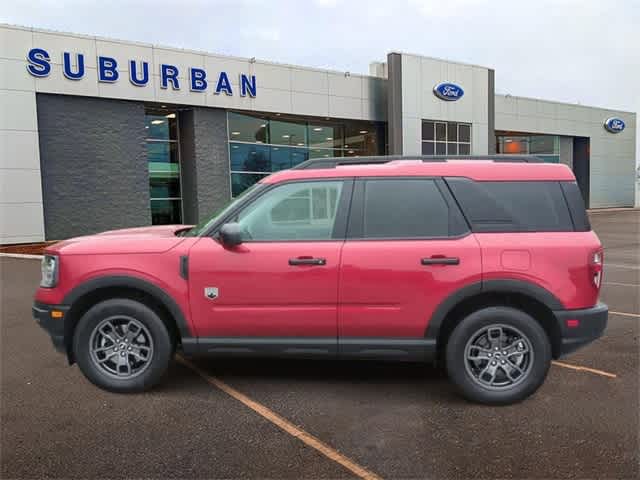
(40, 255, 59, 288)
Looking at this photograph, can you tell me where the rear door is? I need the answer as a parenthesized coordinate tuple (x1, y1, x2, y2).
(338, 177, 482, 356)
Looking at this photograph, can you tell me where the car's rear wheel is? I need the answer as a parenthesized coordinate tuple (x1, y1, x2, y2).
(446, 306, 551, 405)
(73, 299, 172, 392)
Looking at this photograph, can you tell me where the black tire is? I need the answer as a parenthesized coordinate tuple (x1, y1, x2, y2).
(73, 298, 173, 393)
(445, 306, 551, 405)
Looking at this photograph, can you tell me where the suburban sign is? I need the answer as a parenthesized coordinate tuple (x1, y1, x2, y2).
(603, 117, 625, 134)
(433, 82, 464, 101)
(26, 48, 257, 97)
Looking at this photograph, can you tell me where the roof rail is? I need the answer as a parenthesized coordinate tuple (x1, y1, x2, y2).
(293, 154, 545, 170)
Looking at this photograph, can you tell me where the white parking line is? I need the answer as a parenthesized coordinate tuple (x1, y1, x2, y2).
(603, 281, 640, 288)
(605, 263, 640, 270)
(176, 355, 382, 480)
(551, 360, 617, 378)
(610, 311, 640, 318)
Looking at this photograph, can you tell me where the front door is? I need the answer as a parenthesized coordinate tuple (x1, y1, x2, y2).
(188, 179, 351, 353)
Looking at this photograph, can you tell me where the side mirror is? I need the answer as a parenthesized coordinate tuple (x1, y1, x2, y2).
(219, 222, 243, 247)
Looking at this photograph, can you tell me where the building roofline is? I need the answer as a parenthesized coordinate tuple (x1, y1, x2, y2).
(387, 51, 494, 71)
(495, 92, 637, 116)
(0, 22, 381, 81)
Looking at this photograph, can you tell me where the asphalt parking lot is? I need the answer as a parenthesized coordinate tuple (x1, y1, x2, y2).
(1, 210, 638, 479)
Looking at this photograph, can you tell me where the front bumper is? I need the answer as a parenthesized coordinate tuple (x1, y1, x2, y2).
(553, 302, 608, 357)
(32, 301, 69, 353)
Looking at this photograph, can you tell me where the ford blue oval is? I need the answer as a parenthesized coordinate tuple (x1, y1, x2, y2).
(604, 117, 625, 133)
(433, 82, 464, 101)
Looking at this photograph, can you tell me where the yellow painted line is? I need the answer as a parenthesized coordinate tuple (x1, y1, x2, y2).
(176, 355, 382, 480)
(603, 281, 639, 287)
(551, 360, 617, 378)
(610, 310, 640, 318)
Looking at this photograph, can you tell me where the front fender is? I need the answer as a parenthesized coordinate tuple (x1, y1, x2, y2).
(62, 274, 193, 339)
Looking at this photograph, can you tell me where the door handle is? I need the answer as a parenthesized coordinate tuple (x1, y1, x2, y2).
(421, 257, 460, 266)
(289, 257, 327, 266)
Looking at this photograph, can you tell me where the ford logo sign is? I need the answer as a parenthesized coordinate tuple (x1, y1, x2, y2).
(433, 82, 464, 101)
(604, 117, 625, 133)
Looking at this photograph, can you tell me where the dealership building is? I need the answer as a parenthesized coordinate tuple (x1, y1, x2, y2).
(0, 23, 637, 244)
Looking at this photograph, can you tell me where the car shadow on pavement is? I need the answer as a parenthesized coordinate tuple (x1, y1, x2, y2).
(164, 355, 468, 405)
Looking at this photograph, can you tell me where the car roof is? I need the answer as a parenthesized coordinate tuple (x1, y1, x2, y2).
(262, 158, 576, 184)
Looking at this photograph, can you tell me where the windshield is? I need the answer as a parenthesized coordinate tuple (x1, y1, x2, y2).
(181, 183, 264, 237)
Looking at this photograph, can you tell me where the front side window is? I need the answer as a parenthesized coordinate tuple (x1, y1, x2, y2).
(360, 179, 451, 238)
(236, 181, 344, 241)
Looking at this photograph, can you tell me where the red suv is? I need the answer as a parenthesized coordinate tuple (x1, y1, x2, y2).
(33, 156, 607, 405)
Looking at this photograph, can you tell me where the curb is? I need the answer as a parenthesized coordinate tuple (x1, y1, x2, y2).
(588, 207, 639, 213)
(0, 253, 44, 260)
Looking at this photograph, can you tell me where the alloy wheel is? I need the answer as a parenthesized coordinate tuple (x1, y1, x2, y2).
(463, 324, 534, 390)
(89, 315, 154, 379)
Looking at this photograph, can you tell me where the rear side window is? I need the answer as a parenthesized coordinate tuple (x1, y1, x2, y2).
(349, 178, 467, 238)
(446, 178, 574, 232)
(560, 181, 591, 231)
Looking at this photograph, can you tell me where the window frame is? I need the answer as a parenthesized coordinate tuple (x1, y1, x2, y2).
(145, 110, 184, 225)
(421, 120, 472, 157)
(346, 177, 470, 241)
(206, 178, 354, 242)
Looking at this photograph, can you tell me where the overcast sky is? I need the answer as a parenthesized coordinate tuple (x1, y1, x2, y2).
(3, 0, 638, 164)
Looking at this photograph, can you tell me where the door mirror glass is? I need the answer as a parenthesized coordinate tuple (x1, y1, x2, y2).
(219, 223, 243, 247)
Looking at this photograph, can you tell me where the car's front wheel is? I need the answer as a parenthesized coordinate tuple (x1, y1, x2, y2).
(446, 306, 551, 405)
(73, 298, 173, 393)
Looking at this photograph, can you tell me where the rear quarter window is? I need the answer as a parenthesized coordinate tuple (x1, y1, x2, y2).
(445, 178, 575, 232)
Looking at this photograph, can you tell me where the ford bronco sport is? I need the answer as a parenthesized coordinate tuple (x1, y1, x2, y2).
(33, 155, 608, 405)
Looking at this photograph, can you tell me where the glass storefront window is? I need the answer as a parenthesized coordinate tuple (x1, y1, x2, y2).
(145, 114, 177, 140)
(309, 124, 344, 149)
(497, 134, 560, 163)
(228, 112, 385, 196)
(150, 199, 182, 225)
(459, 124, 471, 143)
(146, 142, 179, 164)
(146, 109, 182, 224)
(230, 143, 271, 172)
(231, 172, 269, 197)
(150, 174, 181, 199)
(422, 121, 434, 141)
(530, 135, 559, 154)
(309, 148, 341, 159)
(228, 112, 269, 143)
(270, 120, 307, 147)
(421, 120, 471, 156)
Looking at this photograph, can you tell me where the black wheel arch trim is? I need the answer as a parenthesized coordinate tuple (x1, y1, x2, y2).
(425, 279, 564, 341)
(62, 275, 193, 340)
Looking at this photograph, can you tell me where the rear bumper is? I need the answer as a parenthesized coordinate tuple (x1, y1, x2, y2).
(553, 302, 608, 357)
(32, 301, 68, 353)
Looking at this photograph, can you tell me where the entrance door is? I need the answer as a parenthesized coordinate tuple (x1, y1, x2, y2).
(573, 137, 590, 208)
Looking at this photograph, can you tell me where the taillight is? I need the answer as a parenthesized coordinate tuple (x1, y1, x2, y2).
(590, 249, 603, 288)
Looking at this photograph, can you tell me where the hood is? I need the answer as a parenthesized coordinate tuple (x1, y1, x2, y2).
(46, 225, 194, 255)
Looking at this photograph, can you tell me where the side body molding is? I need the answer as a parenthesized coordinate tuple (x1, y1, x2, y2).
(62, 275, 193, 339)
(425, 279, 564, 341)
